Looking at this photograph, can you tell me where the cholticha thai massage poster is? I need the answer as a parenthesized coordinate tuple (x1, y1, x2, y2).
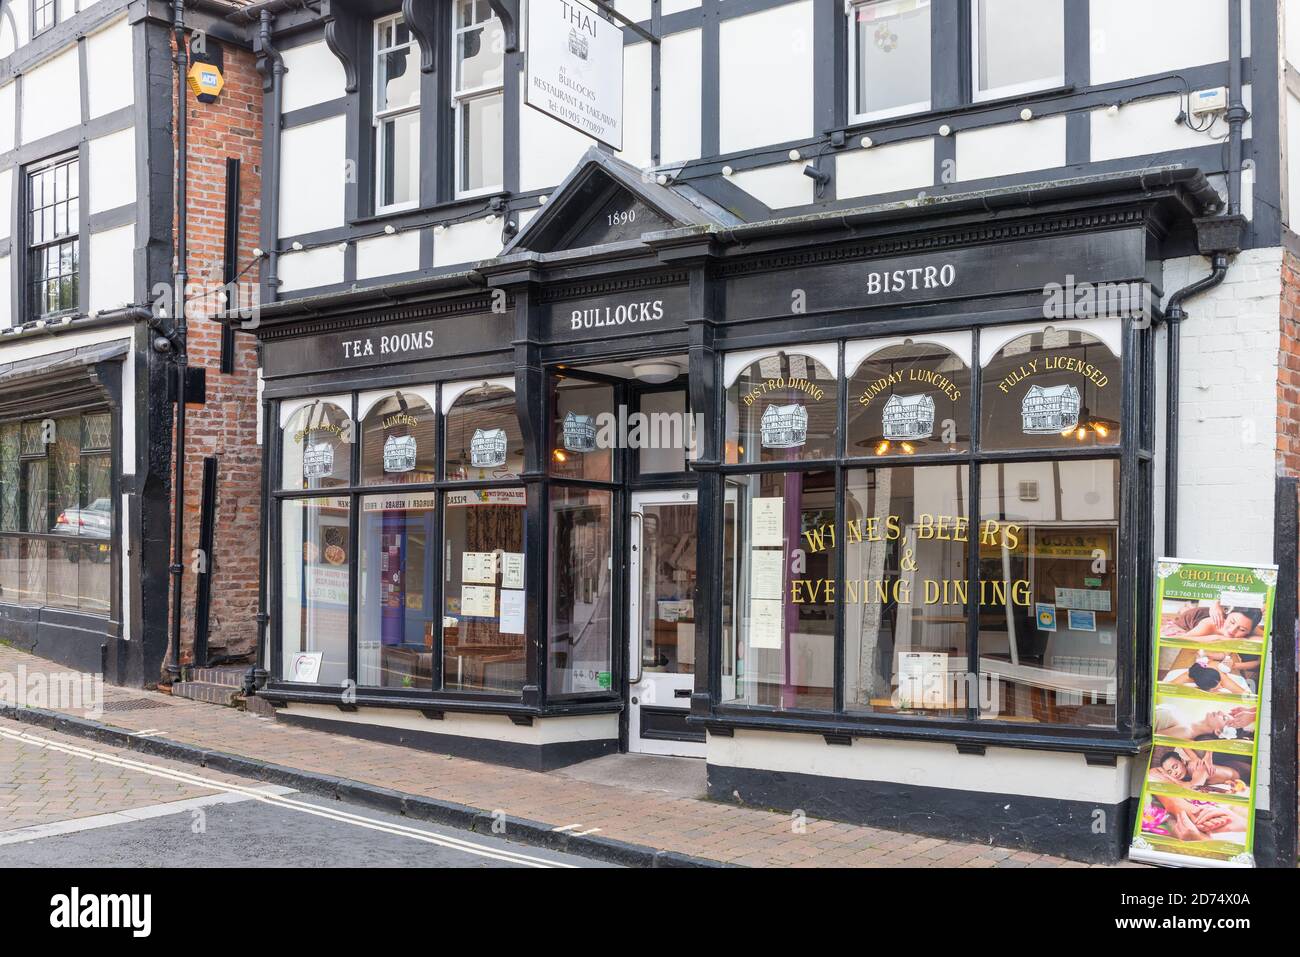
(1129, 558, 1276, 868)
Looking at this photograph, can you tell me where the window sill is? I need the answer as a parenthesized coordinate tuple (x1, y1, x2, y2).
(833, 84, 1077, 140)
(695, 707, 1149, 757)
(260, 682, 624, 720)
(350, 190, 511, 230)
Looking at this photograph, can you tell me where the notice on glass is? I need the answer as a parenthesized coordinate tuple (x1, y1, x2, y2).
(501, 552, 525, 590)
(1055, 587, 1111, 612)
(750, 549, 785, 600)
(462, 585, 496, 618)
(462, 552, 497, 585)
(499, 588, 526, 635)
(751, 497, 784, 548)
(749, 598, 784, 649)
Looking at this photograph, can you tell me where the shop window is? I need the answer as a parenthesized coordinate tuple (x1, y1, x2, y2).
(444, 381, 523, 481)
(374, 14, 421, 212)
(443, 486, 527, 692)
(844, 465, 970, 717)
(0, 411, 114, 614)
(453, 0, 504, 196)
(280, 497, 351, 685)
(637, 389, 693, 475)
(848, 0, 932, 122)
(722, 470, 836, 711)
(281, 399, 353, 490)
(972, 0, 1064, 102)
(358, 493, 435, 689)
(980, 325, 1121, 452)
(550, 375, 614, 482)
(548, 486, 613, 695)
(846, 337, 971, 457)
(360, 390, 436, 485)
(725, 348, 838, 465)
(976, 460, 1119, 727)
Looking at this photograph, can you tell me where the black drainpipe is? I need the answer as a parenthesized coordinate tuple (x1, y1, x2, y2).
(260, 10, 284, 301)
(1162, 0, 1248, 556)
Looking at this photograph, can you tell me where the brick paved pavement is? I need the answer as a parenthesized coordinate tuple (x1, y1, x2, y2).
(0, 646, 1137, 867)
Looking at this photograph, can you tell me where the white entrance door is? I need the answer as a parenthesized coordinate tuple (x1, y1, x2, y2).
(628, 489, 705, 757)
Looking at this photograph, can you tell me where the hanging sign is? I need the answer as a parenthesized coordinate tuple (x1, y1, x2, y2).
(526, 0, 624, 150)
(1130, 558, 1276, 868)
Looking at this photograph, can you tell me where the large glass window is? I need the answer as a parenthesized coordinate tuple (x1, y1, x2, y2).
(849, 0, 932, 122)
(281, 399, 353, 491)
(551, 375, 614, 482)
(444, 382, 523, 481)
(726, 349, 838, 465)
(360, 390, 436, 485)
(971, 0, 1064, 102)
(374, 15, 421, 212)
(453, 0, 504, 196)
(280, 497, 351, 685)
(27, 153, 80, 320)
(847, 338, 971, 457)
(548, 487, 613, 695)
(358, 493, 435, 689)
(0, 411, 113, 614)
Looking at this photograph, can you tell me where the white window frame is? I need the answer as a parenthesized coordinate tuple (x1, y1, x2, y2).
(970, 0, 1064, 104)
(846, 0, 932, 125)
(452, 0, 505, 199)
(373, 13, 421, 215)
(32, 0, 57, 38)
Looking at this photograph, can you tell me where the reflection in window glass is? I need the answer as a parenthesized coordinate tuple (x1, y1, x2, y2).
(844, 466, 969, 716)
(638, 390, 692, 474)
(444, 385, 523, 481)
(281, 401, 353, 490)
(847, 342, 970, 457)
(361, 391, 436, 485)
(550, 377, 614, 482)
(973, 0, 1063, 100)
(722, 470, 835, 711)
(443, 486, 527, 692)
(851, 0, 931, 119)
(726, 352, 838, 465)
(549, 487, 613, 695)
(977, 460, 1119, 727)
(280, 497, 351, 685)
(981, 328, 1120, 452)
(358, 493, 435, 689)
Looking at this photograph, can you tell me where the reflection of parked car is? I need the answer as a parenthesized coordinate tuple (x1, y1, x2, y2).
(52, 498, 112, 561)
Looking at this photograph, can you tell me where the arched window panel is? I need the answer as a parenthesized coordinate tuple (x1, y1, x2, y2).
(443, 378, 523, 482)
(281, 398, 353, 490)
(724, 346, 839, 465)
(360, 389, 438, 486)
(846, 335, 972, 458)
(980, 322, 1121, 452)
(550, 375, 615, 482)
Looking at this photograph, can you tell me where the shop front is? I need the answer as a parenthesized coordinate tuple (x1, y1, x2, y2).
(245, 153, 1225, 862)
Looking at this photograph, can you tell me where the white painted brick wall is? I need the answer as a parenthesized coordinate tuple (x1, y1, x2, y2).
(1156, 246, 1282, 810)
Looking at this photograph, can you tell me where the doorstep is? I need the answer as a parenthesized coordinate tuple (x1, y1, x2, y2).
(0, 646, 1131, 868)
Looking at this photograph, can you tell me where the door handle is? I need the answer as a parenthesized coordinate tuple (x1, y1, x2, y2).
(628, 510, 644, 686)
(674, 688, 691, 699)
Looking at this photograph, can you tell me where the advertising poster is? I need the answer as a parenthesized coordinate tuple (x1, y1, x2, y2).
(1129, 558, 1276, 868)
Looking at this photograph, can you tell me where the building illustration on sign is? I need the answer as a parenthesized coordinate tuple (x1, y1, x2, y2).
(383, 435, 417, 473)
(1021, 384, 1081, 434)
(568, 27, 589, 60)
(470, 428, 508, 468)
(303, 442, 335, 479)
(760, 404, 809, 449)
(562, 412, 597, 452)
(882, 393, 935, 440)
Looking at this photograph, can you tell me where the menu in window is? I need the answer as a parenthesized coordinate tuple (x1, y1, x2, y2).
(462, 552, 497, 585)
(461, 585, 496, 618)
(749, 598, 784, 649)
(499, 588, 526, 635)
(750, 549, 784, 601)
(751, 497, 784, 548)
(501, 552, 525, 589)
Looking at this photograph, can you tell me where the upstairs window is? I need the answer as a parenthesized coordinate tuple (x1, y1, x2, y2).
(848, 0, 932, 122)
(971, 0, 1064, 102)
(33, 0, 57, 37)
(27, 154, 80, 321)
(374, 14, 421, 212)
(453, 0, 505, 197)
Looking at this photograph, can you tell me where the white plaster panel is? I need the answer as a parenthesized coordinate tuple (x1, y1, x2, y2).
(85, 17, 135, 120)
(277, 245, 346, 293)
(519, 71, 595, 193)
(836, 137, 934, 199)
(88, 224, 136, 312)
(729, 162, 814, 209)
(618, 40, 653, 170)
(0, 82, 14, 154)
(1092, 94, 1237, 163)
(281, 41, 348, 113)
(660, 28, 701, 164)
(1091, 0, 1250, 84)
(0, 168, 10, 241)
(1289, 92, 1300, 226)
(22, 46, 81, 145)
(0, 255, 9, 329)
(88, 127, 136, 214)
(610, 0, 652, 23)
(432, 218, 503, 268)
(356, 229, 421, 280)
(662, 0, 700, 12)
(955, 115, 1067, 181)
(278, 116, 348, 237)
(718, 2, 813, 154)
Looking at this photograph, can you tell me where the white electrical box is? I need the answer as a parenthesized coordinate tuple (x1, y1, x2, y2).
(1190, 87, 1228, 115)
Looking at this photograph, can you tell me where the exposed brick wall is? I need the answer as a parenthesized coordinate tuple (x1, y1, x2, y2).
(170, 37, 263, 668)
(1279, 249, 1300, 478)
